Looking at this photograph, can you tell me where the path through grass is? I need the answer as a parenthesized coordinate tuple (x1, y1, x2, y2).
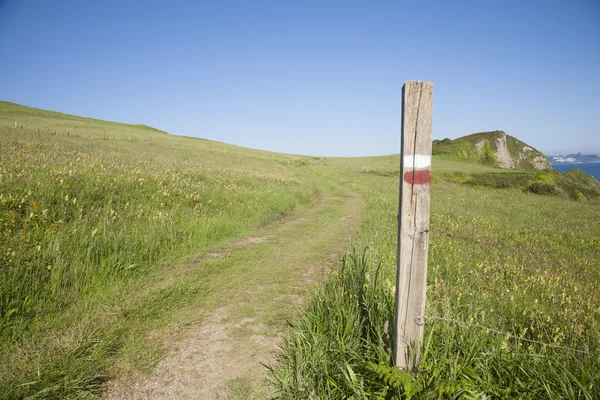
(103, 176, 365, 399)
(0, 125, 317, 399)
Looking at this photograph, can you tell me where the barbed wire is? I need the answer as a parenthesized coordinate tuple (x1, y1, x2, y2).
(416, 315, 594, 356)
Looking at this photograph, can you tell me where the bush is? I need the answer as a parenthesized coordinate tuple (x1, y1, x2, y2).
(525, 182, 559, 195)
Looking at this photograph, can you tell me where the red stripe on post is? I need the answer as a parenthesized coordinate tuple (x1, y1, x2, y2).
(403, 169, 431, 185)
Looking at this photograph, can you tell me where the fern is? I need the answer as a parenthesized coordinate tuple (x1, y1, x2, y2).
(367, 362, 420, 399)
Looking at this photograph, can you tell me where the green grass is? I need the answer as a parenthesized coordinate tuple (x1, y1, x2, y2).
(327, 154, 508, 175)
(432, 155, 507, 174)
(227, 377, 254, 399)
(2, 102, 600, 399)
(558, 169, 600, 201)
(0, 101, 169, 140)
(0, 125, 315, 399)
(270, 167, 600, 399)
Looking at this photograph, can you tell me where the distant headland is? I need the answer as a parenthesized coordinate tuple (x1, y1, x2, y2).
(549, 153, 600, 163)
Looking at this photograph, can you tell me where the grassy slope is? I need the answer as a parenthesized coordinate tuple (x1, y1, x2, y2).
(0, 101, 169, 140)
(0, 121, 318, 398)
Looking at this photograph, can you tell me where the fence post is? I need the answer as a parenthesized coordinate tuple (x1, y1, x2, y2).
(394, 80, 433, 370)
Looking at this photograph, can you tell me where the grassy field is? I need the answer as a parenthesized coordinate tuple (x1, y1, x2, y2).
(1, 102, 599, 399)
(0, 122, 317, 398)
(271, 161, 600, 399)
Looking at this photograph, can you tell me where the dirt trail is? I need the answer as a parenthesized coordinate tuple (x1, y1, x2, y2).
(104, 179, 364, 399)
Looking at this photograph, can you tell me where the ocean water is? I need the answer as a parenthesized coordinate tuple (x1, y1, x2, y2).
(551, 162, 600, 181)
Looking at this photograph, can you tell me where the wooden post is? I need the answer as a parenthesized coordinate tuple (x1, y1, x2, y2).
(394, 80, 433, 370)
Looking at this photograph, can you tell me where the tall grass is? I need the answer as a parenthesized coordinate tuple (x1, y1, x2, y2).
(269, 248, 396, 399)
(0, 127, 314, 398)
(271, 171, 600, 399)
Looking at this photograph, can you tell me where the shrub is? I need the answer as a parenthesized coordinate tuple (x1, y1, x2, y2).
(525, 182, 559, 195)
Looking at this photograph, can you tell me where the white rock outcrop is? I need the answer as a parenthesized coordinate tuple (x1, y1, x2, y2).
(495, 134, 515, 169)
(532, 155, 551, 170)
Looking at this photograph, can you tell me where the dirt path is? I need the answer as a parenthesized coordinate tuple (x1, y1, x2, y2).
(104, 178, 364, 399)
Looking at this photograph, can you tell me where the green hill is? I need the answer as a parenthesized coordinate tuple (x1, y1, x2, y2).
(433, 130, 552, 170)
(0, 101, 169, 140)
(429, 131, 600, 201)
(558, 168, 600, 201)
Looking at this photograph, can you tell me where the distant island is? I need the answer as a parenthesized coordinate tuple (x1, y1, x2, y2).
(548, 153, 600, 163)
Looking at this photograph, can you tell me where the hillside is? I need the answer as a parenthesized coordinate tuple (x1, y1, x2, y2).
(433, 130, 551, 170)
(558, 168, 600, 200)
(428, 131, 600, 202)
(0, 111, 325, 399)
(0, 101, 169, 140)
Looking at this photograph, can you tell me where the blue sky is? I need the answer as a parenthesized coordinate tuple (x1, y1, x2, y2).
(1, 0, 599, 156)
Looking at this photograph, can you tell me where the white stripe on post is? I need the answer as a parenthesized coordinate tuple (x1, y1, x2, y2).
(403, 155, 432, 170)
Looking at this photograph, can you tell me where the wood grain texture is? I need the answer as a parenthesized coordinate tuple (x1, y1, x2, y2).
(394, 80, 433, 370)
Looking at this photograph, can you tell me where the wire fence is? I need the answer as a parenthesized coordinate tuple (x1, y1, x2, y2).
(417, 314, 595, 356)
(416, 233, 599, 356)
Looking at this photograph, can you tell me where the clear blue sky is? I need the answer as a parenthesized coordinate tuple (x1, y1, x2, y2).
(1, 0, 599, 156)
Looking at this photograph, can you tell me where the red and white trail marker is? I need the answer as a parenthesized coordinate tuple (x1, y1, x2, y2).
(403, 155, 432, 185)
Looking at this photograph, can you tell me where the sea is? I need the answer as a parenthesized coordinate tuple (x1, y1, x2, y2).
(551, 162, 600, 181)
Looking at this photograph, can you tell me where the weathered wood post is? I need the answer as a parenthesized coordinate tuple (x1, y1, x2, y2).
(394, 80, 433, 370)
